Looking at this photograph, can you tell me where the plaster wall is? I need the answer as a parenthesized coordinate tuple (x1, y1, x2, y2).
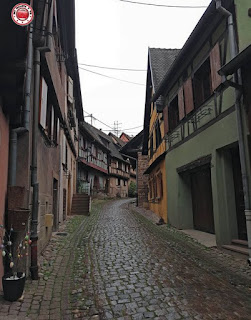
(109, 177, 128, 198)
(235, 0, 251, 52)
(148, 159, 167, 222)
(37, 130, 60, 253)
(165, 111, 239, 245)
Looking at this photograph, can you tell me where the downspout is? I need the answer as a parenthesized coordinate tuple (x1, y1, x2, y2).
(215, 0, 251, 263)
(30, 1, 53, 279)
(8, 22, 34, 186)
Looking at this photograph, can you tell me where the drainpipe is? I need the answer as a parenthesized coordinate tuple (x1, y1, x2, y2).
(8, 22, 34, 186)
(30, 1, 53, 279)
(215, 0, 251, 264)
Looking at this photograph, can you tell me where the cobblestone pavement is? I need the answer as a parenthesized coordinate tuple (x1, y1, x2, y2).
(1, 199, 251, 320)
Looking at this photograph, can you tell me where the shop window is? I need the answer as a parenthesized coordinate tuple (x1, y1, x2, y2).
(168, 96, 179, 132)
(192, 58, 212, 108)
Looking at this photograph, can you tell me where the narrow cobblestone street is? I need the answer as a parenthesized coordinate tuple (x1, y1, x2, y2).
(1, 199, 251, 320)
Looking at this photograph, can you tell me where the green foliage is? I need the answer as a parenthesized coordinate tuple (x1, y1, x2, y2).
(128, 181, 137, 197)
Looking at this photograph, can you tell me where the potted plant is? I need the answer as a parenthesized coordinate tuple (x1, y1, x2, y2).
(0, 225, 31, 301)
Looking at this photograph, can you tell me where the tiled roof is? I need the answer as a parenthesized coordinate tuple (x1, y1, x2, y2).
(81, 121, 109, 150)
(109, 132, 126, 147)
(149, 48, 180, 92)
(81, 122, 129, 163)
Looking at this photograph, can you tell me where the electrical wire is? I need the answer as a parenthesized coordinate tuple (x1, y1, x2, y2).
(122, 125, 143, 130)
(84, 110, 114, 130)
(83, 110, 143, 133)
(79, 66, 145, 86)
(78, 63, 146, 72)
(119, 0, 207, 8)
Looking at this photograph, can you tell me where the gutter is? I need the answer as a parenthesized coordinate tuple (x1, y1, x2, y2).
(30, 1, 52, 280)
(8, 21, 34, 186)
(215, 0, 251, 264)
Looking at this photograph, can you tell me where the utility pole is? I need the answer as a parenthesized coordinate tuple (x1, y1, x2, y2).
(85, 114, 94, 126)
(113, 121, 122, 137)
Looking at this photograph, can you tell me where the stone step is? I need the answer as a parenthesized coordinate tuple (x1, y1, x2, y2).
(222, 244, 249, 256)
(232, 239, 248, 247)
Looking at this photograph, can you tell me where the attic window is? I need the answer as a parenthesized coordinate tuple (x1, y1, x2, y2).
(192, 58, 212, 108)
(168, 96, 179, 132)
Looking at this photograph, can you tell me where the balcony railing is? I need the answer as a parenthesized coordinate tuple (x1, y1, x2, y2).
(79, 149, 108, 171)
(165, 84, 235, 151)
(109, 167, 130, 179)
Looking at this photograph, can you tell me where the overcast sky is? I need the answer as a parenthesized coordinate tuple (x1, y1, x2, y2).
(75, 0, 211, 136)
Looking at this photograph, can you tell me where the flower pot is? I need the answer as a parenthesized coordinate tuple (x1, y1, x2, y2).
(2, 273, 26, 302)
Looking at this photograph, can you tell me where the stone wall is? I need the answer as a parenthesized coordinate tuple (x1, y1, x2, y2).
(137, 152, 149, 207)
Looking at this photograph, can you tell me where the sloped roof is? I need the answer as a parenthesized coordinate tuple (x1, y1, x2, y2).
(109, 132, 126, 147)
(142, 48, 180, 155)
(80, 122, 129, 162)
(149, 48, 180, 92)
(80, 121, 110, 151)
(121, 130, 144, 158)
(120, 132, 131, 142)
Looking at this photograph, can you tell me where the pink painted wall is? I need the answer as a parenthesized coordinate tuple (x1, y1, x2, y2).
(0, 105, 9, 289)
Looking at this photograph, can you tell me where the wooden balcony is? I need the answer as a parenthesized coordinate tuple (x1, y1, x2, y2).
(165, 84, 236, 152)
(109, 167, 130, 179)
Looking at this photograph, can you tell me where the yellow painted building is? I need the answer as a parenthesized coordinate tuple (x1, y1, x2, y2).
(142, 48, 180, 222)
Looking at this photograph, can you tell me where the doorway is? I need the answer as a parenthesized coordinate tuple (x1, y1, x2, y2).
(231, 148, 247, 240)
(53, 178, 58, 231)
(191, 165, 215, 234)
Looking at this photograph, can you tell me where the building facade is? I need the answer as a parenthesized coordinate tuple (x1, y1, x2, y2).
(0, 0, 83, 279)
(142, 48, 179, 222)
(152, 0, 251, 249)
(78, 122, 109, 196)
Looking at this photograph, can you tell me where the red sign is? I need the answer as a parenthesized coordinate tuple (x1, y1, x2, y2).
(11, 3, 34, 26)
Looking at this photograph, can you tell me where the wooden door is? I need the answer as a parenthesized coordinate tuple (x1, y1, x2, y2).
(231, 148, 247, 240)
(191, 165, 215, 234)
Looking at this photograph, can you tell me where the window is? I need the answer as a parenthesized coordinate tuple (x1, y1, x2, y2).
(168, 96, 179, 132)
(149, 179, 153, 199)
(157, 172, 163, 199)
(192, 58, 212, 108)
(150, 134, 153, 158)
(124, 180, 127, 186)
(116, 178, 121, 186)
(155, 120, 161, 150)
(40, 77, 48, 129)
(39, 78, 58, 144)
(65, 145, 68, 169)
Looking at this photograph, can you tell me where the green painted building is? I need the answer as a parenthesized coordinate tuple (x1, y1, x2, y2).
(153, 0, 251, 250)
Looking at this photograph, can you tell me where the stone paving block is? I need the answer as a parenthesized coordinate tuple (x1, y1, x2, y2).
(1, 200, 251, 319)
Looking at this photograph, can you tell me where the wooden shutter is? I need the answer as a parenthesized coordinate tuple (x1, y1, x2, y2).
(67, 76, 74, 104)
(40, 77, 48, 128)
(210, 43, 222, 91)
(163, 105, 169, 134)
(184, 77, 194, 114)
(178, 87, 185, 120)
